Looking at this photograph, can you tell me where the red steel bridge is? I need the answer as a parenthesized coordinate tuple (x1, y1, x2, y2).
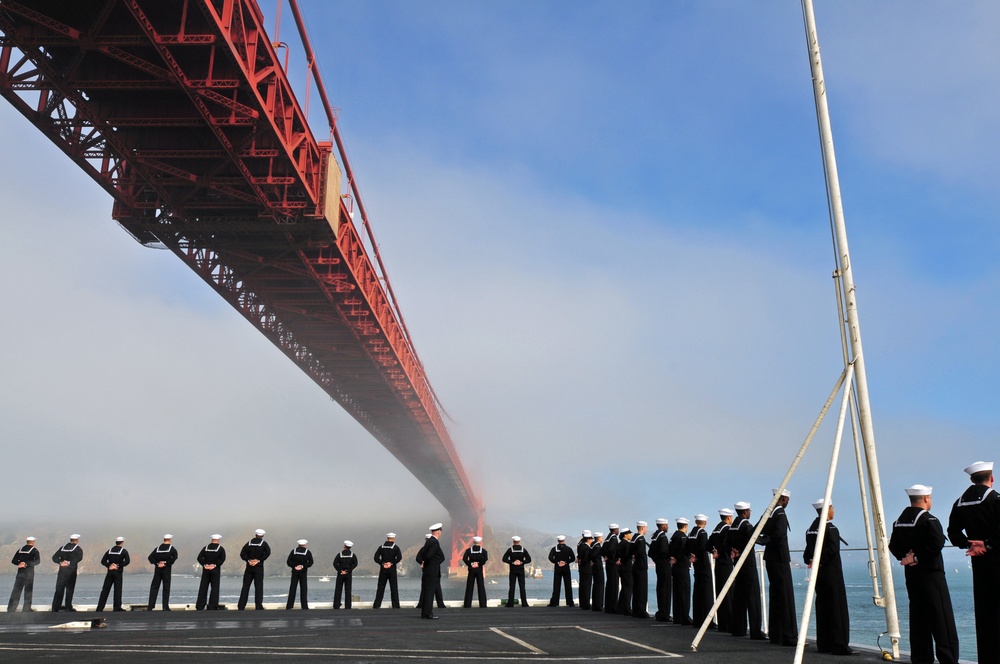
(0, 0, 482, 568)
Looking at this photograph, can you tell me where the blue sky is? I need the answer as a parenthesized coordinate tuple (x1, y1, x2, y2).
(0, 1, 998, 548)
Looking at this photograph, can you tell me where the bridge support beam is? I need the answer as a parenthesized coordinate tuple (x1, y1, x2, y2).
(448, 511, 484, 576)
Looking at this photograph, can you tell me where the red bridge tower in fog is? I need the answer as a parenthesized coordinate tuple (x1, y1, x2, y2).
(0, 0, 482, 568)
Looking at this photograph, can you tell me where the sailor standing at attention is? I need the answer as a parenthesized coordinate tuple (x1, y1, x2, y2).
(286, 539, 313, 610)
(804, 500, 852, 656)
(760, 489, 798, 646)
(333, 540, 359, 609)
(709, 508, 734, 632)
(502, 535, 531, 607)
(51, 534, 83, 612)
(373, 533, 402, 609)
(669, 518, 692, 625)
(631, 521, 651, 618)
(649, 518, 671, 622)
(687, 515, 713, 628)
(238, 529, 271, 611)
(196, 534, 226, 611)
(602, 524, 621, 613)
(576, 531, 594, 610)
(728, 502, 764, 639)
(7, 536, 39, 612)
(548, 535, 576, 607)
(590, 532, 605, 612)
(614, 528, 634, 615)
(947, 460, 1000, 664)
(147, 534, 178, 611)
(462, 536, 489, 608)
(96, 537, 130, 612)
(417, 523, 445, 619)
(889, 484, 959, 664)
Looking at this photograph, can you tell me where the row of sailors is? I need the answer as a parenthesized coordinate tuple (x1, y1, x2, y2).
(6, 459, 994, 662)
(5, 529, 387, 613)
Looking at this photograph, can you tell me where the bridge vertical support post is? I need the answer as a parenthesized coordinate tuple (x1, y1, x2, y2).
(448, 511, 484, 576)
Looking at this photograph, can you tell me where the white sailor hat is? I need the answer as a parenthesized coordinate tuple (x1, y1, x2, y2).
(694, 514, 708, 522)
(512, 535, 521, 542)
(964, 461, 994, 475)
(636, 520, 647, 527)
(297, 539, 308, 546)
(163, 534, 172, 540)
(582, 530, 593, 538)
(905, 484, 933, 497)
(211, 534, 222, 540)
(429, 522, 443, 531)
(772, 488, 791, 498)
(70, 534, 81, 540)
(386, 533, 396, 538)
(609, 523, 619, 530)
(343, 540, 353, 547)
(655, 518, 668, 525)
(621, 528, 632, 535)
(26, 536, 36, 541)
(812, 498, 827, 510)
(255, 529, 266, 536)
(473, 536, 483, 542)
(734, 501, 750, 511)
(594, 532, 604, 538)
(115, 536, 125, 542)
(675, 517, 689, 525)
(557, 535, 566, 541)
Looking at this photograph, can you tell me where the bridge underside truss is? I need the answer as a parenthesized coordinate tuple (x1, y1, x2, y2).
(0, 0, 482, 561)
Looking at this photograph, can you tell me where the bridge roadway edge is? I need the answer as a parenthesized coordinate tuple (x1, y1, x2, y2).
(0, 604, 889, 663)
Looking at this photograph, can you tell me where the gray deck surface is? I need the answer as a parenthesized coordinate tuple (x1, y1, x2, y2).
(0, 605, 891, 662)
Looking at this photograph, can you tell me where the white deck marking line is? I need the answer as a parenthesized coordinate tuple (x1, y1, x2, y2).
(574, 626, 683, 658)
(489, 626, 548, 655)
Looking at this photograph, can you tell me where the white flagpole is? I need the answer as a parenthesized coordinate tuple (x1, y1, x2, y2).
(800, 0, 901, 658)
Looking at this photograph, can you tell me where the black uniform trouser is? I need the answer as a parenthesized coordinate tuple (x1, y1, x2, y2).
(334, 573, 353, 608)
(815, 572, 850, 653)
(374, 568, 399, 608)
(632, 566, 648, 617)
(148, 566, 171, 610)
(905, 571, 959, 664)
(714, 561, 733, 631)
(616, 567, 633, 615)
(604, 562, 620, 613)
(671, 565, 691, 624)
(550, 565, 574, 606)
(52, 568, 77, 610)
(197, 568, 221, 610)
(464, 569, 487, 607)
(97, 571, 123, 611)
(765, 559, 798, 644)
(239, 565, 265, 610)
(654, 561, 671, 621)
(971, 556, 1000, 664)
(507, 569, 528, 606)
(419, 572, 438, 617)
(591, 567, 604, 611)
(730, 562, 763, 638)
(286, 570, 308, 609)
(578, 570, 592, 609)
(7, 568, 33, 611)
(692, 568, 713, 627)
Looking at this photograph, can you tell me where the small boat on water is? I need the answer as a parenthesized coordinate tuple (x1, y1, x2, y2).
(319, 576, 331, 582)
